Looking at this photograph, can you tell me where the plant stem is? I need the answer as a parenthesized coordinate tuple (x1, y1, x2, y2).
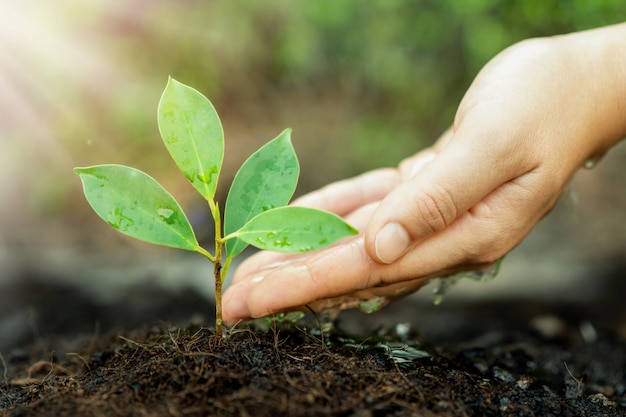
(210, 200, 224, 338)
(214, 259, 223, 337)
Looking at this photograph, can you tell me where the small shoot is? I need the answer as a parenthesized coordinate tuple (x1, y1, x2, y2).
(74, 78, 358, 337)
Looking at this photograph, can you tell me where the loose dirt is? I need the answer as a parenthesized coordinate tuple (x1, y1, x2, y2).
(1, 264, 625, 416)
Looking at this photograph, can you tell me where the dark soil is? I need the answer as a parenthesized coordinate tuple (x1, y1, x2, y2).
(1, 261, 626, 416)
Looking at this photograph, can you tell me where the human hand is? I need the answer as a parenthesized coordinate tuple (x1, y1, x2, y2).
(223, 25, 626, 324)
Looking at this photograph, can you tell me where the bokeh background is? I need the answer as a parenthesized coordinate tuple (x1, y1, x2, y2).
(1, 0, 625, 349)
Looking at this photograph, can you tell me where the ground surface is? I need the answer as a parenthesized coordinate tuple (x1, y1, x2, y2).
(1, 263, 625, 416)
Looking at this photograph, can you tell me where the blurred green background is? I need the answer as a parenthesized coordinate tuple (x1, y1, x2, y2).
(1, 1, 625, 294)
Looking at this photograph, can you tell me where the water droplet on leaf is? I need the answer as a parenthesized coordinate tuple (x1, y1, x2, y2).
(107, 207, 134, 231)
(196, 166, 218, 184)
(273, 236, 292, 248)
(157, 207, 175, 225)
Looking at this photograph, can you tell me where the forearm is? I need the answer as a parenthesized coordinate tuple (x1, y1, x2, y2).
(555, 23, 626, 160)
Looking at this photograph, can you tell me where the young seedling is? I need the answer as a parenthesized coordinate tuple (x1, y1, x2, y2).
(74, 78, 358, 337)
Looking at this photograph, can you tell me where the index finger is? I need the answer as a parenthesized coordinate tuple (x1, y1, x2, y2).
(292, 168, 400, 216)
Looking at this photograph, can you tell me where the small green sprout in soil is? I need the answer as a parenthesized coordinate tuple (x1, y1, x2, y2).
(74, 78, 358, 337)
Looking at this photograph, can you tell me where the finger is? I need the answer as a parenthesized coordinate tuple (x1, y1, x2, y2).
(306, 276, 430, 315)
(230, 201, 379, 287)
(223, 169, 555, 323)
(225, 272, 429, 325)
(229, 251, 305, 285)
(223, 230, 456, 323)
(365, 123, 535, 264)
(228, 169, 399, 284)
(223, 236, 374, 322)
(291, 168, 400, 216)
(375, 170, 558, 283)
(229, 169, 400, 287)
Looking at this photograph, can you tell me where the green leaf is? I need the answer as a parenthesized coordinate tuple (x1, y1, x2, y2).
(74, 164, 199, 252)
(230, 206, 358, 253)
(224, 129, 299, 258)
(158, 77, 224, 201)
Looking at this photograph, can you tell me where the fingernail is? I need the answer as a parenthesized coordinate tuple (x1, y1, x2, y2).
(375, 222, 410, 264)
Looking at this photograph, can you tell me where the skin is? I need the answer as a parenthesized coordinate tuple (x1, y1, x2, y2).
(223, 23, 626, 324)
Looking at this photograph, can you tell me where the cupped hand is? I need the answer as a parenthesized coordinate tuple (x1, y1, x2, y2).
(223, 29, 625, 325)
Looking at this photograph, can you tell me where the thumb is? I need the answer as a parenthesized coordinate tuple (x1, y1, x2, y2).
(365, 139, 518, 264)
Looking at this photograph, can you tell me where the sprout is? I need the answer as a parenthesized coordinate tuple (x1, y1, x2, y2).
(75, 78, 357, 337)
